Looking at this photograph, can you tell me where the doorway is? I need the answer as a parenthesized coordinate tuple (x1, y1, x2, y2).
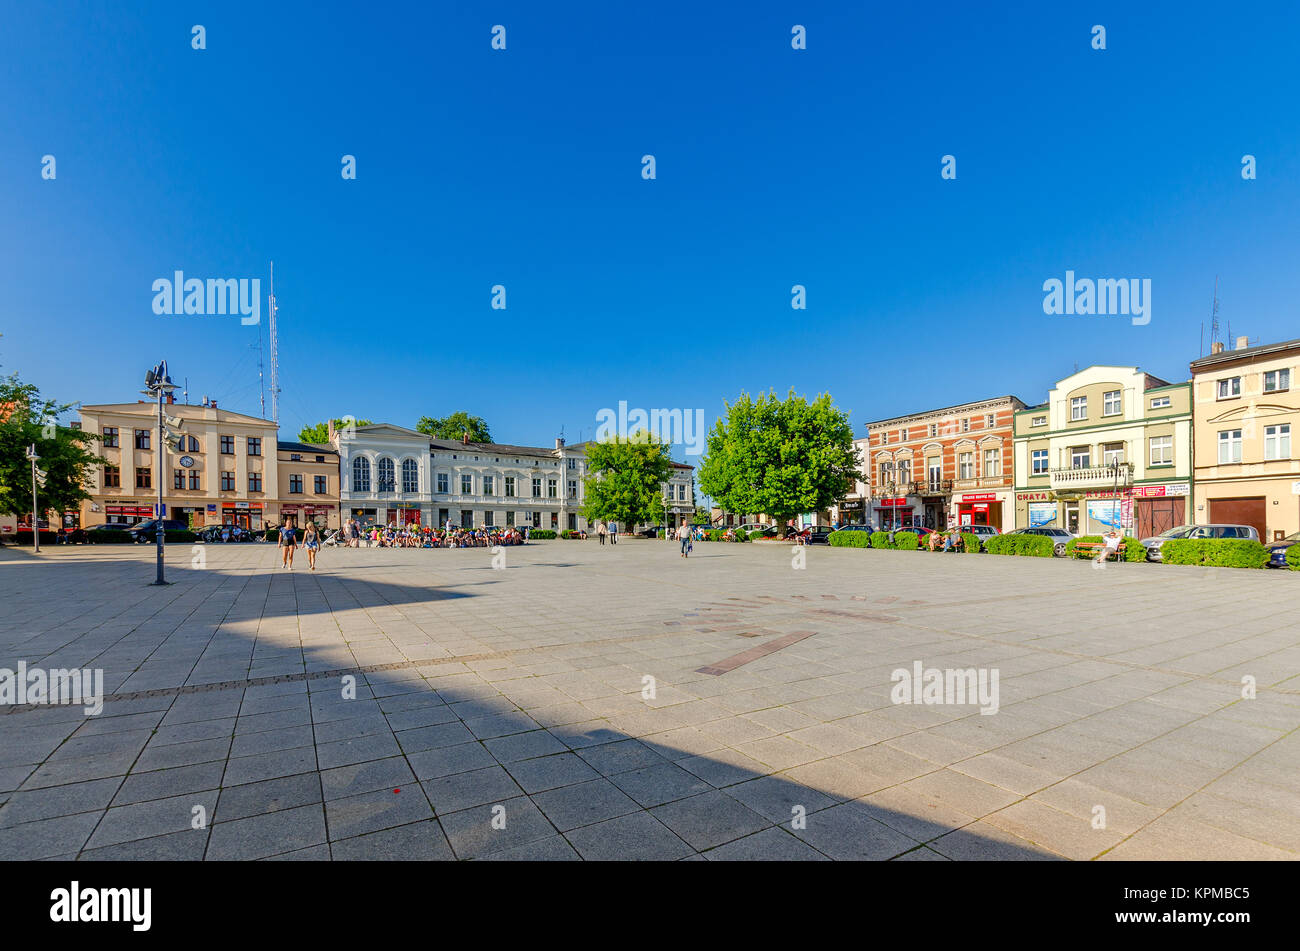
(1065, 503, 1080, 535)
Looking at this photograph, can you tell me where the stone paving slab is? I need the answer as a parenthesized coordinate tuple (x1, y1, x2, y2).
(0, 540, 1297, 860)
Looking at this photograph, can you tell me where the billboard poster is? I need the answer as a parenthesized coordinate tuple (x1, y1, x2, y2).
(1087, 500, 1131, 531)
(1028, 502, 1057, 527)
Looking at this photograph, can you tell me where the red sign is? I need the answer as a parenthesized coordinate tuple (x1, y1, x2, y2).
(962, 494, 996, 501)
(879, 498, 908, 507)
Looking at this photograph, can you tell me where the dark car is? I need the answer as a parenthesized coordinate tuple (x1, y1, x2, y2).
(803, 526, 838, 544)
(1264, 531, 1299, 568)
(128, 518, 189, 543)
(638, 525, 663, 538)
(56, 527, 88, 544)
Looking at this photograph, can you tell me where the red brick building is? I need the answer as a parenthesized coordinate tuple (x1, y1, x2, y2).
(855, 395, 1026, 531)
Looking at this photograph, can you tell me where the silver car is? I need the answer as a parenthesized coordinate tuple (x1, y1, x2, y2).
(1140, 524, 1259, 562)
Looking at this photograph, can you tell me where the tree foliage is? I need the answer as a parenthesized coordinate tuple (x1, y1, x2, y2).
(580, 431, 674, 530)
(0, 374, 102, 517)
(416, 412, 492, 443)
(698, 390, 859, 527)
(298, 418, 371, 443)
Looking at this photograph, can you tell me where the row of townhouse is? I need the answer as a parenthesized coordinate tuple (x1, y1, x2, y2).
(65, 403, 695, 534)
(838, 335, 1299, 542)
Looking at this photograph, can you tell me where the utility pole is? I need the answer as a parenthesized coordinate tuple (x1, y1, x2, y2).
(26, 445, 44, 552)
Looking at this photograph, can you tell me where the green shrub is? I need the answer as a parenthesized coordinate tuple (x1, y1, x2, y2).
(893, 531, 919, 550)
(528, 529, 557, 539)
(984, 534, 1014, 555)
(14, 530, 60, 546)
(560, 529, 580, 539)
(86, 529, 133, 544)
(735, 529, 749, 542)
(985, 534, 1054, 557)
(960, 532, 981, 553)
(870, 531, 892, 549)
(829, 530, 870, 548)
(1161, 538, 1269, 568)
(1288, 545, 1300, 570)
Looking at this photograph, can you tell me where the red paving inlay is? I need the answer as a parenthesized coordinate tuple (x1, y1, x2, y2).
(695, 630, 817, 676)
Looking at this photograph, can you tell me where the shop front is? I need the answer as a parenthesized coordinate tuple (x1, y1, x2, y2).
(282, 503, 337, 529)
(221, 501, 264, 530)
(386, 506, 422, 526)
(873, 496, 917, 530)
(1015, 483, 1190, 535)
(954, 492, 1008, 530)
(105, 503, 155, 526)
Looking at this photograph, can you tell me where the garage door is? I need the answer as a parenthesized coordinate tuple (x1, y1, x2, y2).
(1135, 498, 1185, 538)
(1208, 497, 1267, 542)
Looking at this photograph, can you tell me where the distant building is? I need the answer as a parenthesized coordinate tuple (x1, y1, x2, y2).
(276, 441, 341, 530)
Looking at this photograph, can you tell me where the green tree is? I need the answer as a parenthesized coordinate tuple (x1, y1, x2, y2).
(0, 374, 102, 519)
(580, 432, 674, 531)
(298, 418, 371, 443)
(698, 390, 859, 529)
(416, 412, 492, 443)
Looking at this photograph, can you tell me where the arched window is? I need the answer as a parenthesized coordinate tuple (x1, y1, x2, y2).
(377, 457, 396, 492)
(352, 457, 371, 492)
(401, 458, 419, 494)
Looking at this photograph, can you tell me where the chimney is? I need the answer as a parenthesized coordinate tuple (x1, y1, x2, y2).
(555, 436, 565, 449)
(210, 399, 218, 409)
(1211, 341, 1225, 354)
(1236, 335, 1249, 351)
(166, 393, 174, 404)
(462, 430, 469, 446)
(328, 419, 336, 442)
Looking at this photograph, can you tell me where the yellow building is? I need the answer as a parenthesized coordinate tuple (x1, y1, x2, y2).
(1189, 336, 1300, 543)
(1013, 367, 1193, 536)
(276, 441, 341, 530)
(77, 398, 281, 530)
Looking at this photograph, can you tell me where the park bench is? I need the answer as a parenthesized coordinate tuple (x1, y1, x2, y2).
(1073, 541, 1126, 560)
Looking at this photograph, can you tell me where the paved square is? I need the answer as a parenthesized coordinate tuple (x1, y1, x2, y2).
(1, 540, 1296, 860)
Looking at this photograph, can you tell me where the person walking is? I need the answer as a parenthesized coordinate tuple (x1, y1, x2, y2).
(279, 518, 298, 569)
(303, 522, 320, 571)
(676, 521, 691, 558)
(597, 521, 607, 546)
(608, 521, 617, 545)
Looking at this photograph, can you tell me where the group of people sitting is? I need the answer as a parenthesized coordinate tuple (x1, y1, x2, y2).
(925, 528, 966, 552)
(340, 519, 527, 549)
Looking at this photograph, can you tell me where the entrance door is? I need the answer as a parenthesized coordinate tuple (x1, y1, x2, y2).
(1065, 503, 1080, 535)
(461, 510, 474, 529)
(1209, 497, 1267, 542)
(1135, 498, 1184, 538)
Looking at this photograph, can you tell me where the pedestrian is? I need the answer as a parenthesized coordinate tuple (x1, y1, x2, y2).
(609, 521, 617, 545)
(598, 520, 607, 546)
(303, 522, 320, 570)
(676, 521, 691, 557)
(279, 518, 298, 569)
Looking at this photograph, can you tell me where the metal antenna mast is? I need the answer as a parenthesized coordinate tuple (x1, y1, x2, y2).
(1209, 276, 1221, 348)
(269, 261, 280, 424)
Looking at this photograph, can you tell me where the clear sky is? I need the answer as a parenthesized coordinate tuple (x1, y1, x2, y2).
(3, 0, 1297, 469)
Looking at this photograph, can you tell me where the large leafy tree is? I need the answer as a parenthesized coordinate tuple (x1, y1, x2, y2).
(580, 431, 674, 530)
(698, 389, 859, 528)
(298, 418, 371, 443)
(0, 374, 102, 518)
(416, 412, 492, 443)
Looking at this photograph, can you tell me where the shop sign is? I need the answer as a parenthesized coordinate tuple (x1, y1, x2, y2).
(879, 497, 908, 507)
(962, 494, 996, 501)
(1017, 492, 1051, 501)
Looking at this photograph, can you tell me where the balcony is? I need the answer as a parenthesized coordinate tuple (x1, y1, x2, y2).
(1049, 463, 1133, 492)
(910, 480, 953, 496)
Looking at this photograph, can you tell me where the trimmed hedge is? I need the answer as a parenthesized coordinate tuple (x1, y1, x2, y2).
(1288, 545, 1300, 570)
(828, 530, 870, 548)
(86, 530, 135, 544)
(869, 531, 892, 549)
(986, 534, 1054, 557)
(960, 532, 981, 553)
(1161, 539, 1270, 568)
(528, 529, 557, 539)
(893, 531, 919, 551)
(1065, 534, 1147, 563)
(13, 531, 60, 546)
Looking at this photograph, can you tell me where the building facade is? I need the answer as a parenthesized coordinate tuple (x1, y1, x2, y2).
(333, 423, 434, 527)
(77, 398, 281, 530)
(1189, 336, 1300, 543)
(276, 441, 341, 530)
(861, 396, 1026, 531)
(1012, 366, 1193, 536)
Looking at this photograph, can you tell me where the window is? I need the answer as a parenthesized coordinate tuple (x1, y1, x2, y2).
(248, 472, 262, 492)
(1149, 436, 1173, 466)
(103, 465, 120, 487)
(505, 476, 515, 497)
(1102, 442, 1125, 466)
(102, 427, 119, 448)
(532, 477, 541, 497)
(173, 469, 185, 490)
(461, 474, 472, 494)
(567, 458, 577, 469)
(1031, 450, 1048, 474)
(897, 459, 911, 483)
(961, 418, 970, 433)
(505, 511, 515, 527)
(352, 457, 371, 492)
(1070, 447, 1091, 469)
(1032, 415, 1046, 427)
(135, 429, 151, 450)
(290, 453, 302, 462)
(1070, 397, 1087, 421)
(550, 512, 558, 529)
(314, 475, 327, 494)
(547, 478, 557, 498)
(927, 457, 941, 484)
(567, 480, 577, 498)
(1103, 390, 1122, 416)
(377, 458, 395, 492)
(436, 472, 448, 493)
(315, 455, 324, 463)
(568, 513, 577, 530)
(289, 474, 304, 494)
(1265, 424, 1291, 461)
(677, 483, 686, 501)
(929, 424, 937, 437)
(1150, 396, 1171, 409)
(1217, 377, 1241, 400)
(1217, 429, 1242, 464)
(532, 511, 541, 528)
(402, 459, 419, 493)
(136, 467, 152, 488)
(899, 428, 907, 441)
(220, 435, 234, 454)
(985, 414, 994, 428)
(958, 452, 974, 479)
(484, 510, 495, 527)
(1264, 369, 1291, 393)
(483, 475, 494, 496)
(221, 471, 235, 491)
(983, 448, 1001, 477)
(247, 437, 262, 456)
(188, 470, 200, 490)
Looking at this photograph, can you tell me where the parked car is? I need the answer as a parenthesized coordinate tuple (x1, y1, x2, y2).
(738, 523, 778, 538)
(1265, 531, 1300, 568)
(128, 518, 190, 543)
(1140, 524, 1260, 562)
(962, 524, 1001, 551)
(85, 523, 132, 539)
(1005, 526, 1076, 557)
(56, 527, 88, 544)
(637, 525, 663, 538)
(803, 526, 838, 545)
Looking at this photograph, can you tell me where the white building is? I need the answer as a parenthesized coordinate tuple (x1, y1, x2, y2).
(332, 423, 433, 527)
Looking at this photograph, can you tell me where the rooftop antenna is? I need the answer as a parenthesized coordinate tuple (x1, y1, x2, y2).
(1209, 276, 1221, 348)
(255, 325, 265, 419)
(269, 261, 280, 424)
(183, 377, 189, 405)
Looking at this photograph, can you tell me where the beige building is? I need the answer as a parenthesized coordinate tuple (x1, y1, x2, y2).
(77, 398, 281, 530)
(1189, 336, 1300, 543)
(1013, 367, 1193, 536)
(276, 441, 341, 530)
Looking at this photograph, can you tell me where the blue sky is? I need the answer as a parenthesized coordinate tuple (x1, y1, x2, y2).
(3, 0, 1298, 469)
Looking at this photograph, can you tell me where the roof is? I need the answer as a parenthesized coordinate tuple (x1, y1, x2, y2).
(80, 402, 274, 425)
(278, 440, 337, 456)
(1190, 336, 1300, 369)
(863, 395, 1028, 429)
(428, 437, 557, 458)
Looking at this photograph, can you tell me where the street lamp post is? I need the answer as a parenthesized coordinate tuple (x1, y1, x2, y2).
(143, 361, 176, 585)
(26, 444, 42, 553)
